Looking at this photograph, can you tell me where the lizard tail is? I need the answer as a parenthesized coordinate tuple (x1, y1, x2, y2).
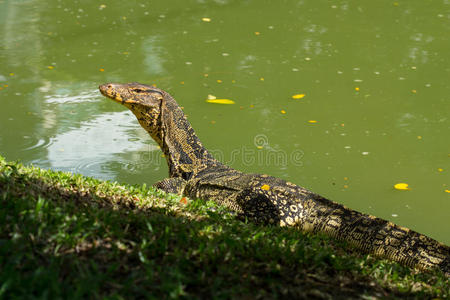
(300, 195, 449, 275)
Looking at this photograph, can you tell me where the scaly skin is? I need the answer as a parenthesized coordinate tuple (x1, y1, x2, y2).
(99, 82, 449, 275)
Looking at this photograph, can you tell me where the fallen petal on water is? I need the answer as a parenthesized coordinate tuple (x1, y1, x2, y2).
(292, 94, 305, 99)
(394, 183, 410, 191)
(206, 99, 235, 104)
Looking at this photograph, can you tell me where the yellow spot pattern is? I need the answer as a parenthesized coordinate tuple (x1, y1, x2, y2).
(261, 184, 270, 191)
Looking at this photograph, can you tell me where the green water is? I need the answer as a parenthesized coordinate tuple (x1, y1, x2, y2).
(0, 0, 449, 243)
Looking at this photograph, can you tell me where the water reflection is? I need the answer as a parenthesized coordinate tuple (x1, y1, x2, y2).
(41, 111, 158, 180)
(142, 35, 167, 75)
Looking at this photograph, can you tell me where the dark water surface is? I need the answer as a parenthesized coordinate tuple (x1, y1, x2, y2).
(0, 0, 449, 243)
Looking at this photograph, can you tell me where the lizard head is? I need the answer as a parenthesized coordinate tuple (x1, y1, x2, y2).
(99, 82, 165, 143)
(99, 82, 163, 109)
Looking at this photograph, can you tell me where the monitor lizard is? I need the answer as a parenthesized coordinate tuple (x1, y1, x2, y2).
(99, 82, 449, 275)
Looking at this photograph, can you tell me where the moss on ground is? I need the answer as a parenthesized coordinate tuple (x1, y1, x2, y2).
(0, 155, 448, 299)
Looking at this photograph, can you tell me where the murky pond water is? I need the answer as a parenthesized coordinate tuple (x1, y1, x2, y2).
(1, 0, 449, 243)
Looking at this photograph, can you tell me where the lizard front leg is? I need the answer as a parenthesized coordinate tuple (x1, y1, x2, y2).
(153, 177, 187, 195)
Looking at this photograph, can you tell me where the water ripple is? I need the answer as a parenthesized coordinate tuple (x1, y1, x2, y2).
(44, 110, 159, 179)
(44, 89, 100, 104)
(22, 136, 53, 151)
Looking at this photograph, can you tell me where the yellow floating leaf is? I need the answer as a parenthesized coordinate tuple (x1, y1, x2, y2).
(394, 183, 410, 191)
(202, 17, 211, 22)
(254, 31, 260, 35)
(99, 68, 105, 72)
(308, 120, 317, 123)
(280, 110, 286, 114)
(206, 99, 235, 105)
(216, 79, 222, 83)
(261, 184, 270, 190)
(437, 168, 443, 172)
(47, 66, 54, 70)
(445, 189, 450, 193)
(355, 87, 360, 91)
(292, 94, 305, 99)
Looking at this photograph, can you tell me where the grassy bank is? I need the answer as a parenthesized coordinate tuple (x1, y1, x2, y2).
(0, 156, 448, 299)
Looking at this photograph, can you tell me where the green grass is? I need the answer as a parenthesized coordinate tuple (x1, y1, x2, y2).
(0, 155, 448, 299)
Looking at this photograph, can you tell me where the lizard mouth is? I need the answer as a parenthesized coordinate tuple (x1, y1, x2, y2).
(99, 83, 137, 105)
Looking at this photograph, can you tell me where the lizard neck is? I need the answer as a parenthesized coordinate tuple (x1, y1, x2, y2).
(158, 93, 214, 180)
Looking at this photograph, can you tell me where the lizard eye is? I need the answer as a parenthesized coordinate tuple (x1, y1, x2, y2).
(133, 88, 145, 93)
